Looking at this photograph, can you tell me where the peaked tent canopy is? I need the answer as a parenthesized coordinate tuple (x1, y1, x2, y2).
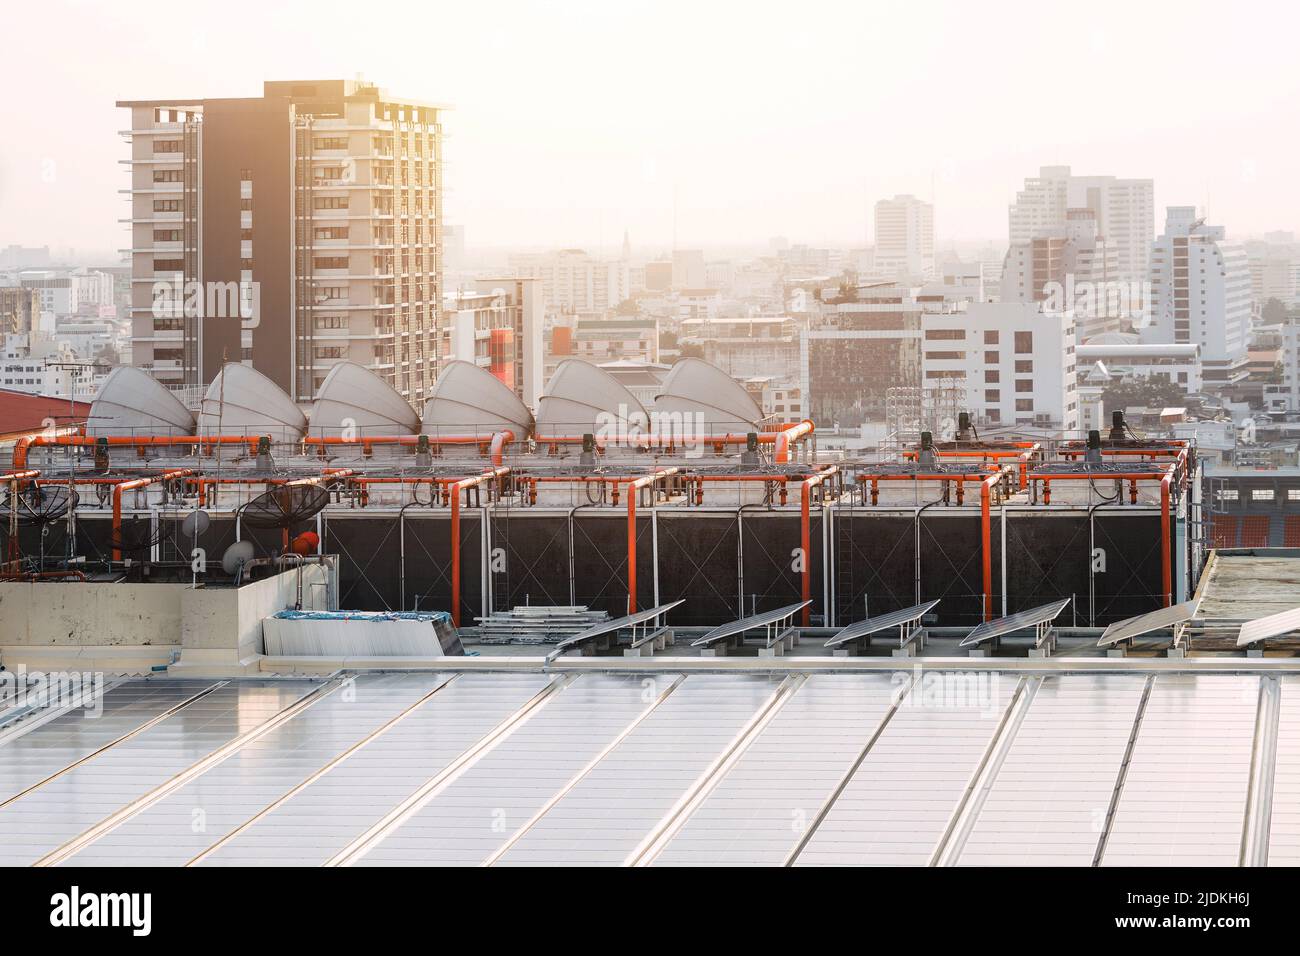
(87, 366, 196, 437)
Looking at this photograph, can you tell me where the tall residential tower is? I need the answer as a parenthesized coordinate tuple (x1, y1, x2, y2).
(120, 79, 445, 404)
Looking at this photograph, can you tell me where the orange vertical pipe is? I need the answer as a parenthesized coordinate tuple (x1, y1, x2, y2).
(1161, 469, 1173, 607)
(799, 466, 839, 627)
(980, 471, 1000, 622)
(624, 468, 678, 614)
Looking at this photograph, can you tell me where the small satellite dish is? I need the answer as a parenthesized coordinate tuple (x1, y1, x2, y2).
(180, 509, 211, 538)
(221, 540, 257, 576)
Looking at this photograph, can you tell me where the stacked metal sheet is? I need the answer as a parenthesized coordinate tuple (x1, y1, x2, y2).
(472, 605, 611, 644)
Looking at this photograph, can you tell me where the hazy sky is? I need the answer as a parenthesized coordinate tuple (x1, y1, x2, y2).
(2, 0, 1298, 258)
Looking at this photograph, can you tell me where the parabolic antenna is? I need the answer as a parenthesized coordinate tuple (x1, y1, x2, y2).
(221, 540, 257, 576)
(0, 486, 79, 526)
(180, 509, 211, 538)
(240, 486, 331, 529)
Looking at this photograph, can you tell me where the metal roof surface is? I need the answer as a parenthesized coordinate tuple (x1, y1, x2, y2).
(2, 664, 1297, 867)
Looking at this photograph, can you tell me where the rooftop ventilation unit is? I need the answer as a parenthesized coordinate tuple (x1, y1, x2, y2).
(421, 360, 534, 440)
(199, 363, 306, 444)
(536, 359, 648, 443)
(652, 357, 763, 435)
(87, 366, 196, 438)
(308, 361, 420, 448)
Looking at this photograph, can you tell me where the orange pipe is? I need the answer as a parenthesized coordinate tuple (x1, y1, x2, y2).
(799, 466, 839, 626)
(303, 430, 516, 464)
(624, 468, 679, 614)
(447, 467, 509, 627)
(980, 471, 1002, 622)
(1161, 470, 1173, 607)
(14, 435, 263, 471)
(775, 419, 815, 465)
(111, 469, 193, 562)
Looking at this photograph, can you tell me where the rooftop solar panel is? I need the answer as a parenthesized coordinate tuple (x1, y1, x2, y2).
(550, 600, 684, 655)
(959, 598, 1072, 648)
(691, 602, 810, 648)
(1238, 606, 1300, 647)
(1097, 599, 1201, 648)
(824, 600, 940, 648)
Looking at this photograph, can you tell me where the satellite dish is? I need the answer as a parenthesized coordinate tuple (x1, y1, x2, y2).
(239, 486, 330, 529)
(0, 486, 79, 526)
(221, 539, 257, 576)
(180, 509, 211, 538)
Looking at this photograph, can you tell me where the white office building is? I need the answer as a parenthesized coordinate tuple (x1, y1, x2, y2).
(508, 249, 629, 315)
(1142, 207, 1251, 387)
(874, 194, 935, 280)
(920, 301, 1078, 430)
(1009, 165, 1153, 286)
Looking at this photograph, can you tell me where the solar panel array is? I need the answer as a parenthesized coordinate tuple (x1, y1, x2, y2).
(959, 598, 1073, 648)
(2, 667, 1297, 866)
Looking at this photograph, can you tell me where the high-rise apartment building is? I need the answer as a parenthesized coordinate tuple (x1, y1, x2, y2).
(120, 79, 444, 404)
(1000, 208, 1124, 341)
(1009, 165, 1153, 286)
(1142, 207, 1251, 387)
(874, 194, 935, 279)
(507, 249, 629, 315)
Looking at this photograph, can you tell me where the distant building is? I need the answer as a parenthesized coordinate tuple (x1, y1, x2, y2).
(0, 288, 39, 335)
(120, 79, 445, 403)
(1142, 207, 1251, 388)
(441, 276, 545, 409)
(682, 315, 799, 382)
(671, 249, 706, 290)
(874, 194, 935, 279)
(508, 248, 629, 314)
(1009, 165, 1153, 286)
(919, 302, 1079, 430)
(1000, 207, 1127, 341)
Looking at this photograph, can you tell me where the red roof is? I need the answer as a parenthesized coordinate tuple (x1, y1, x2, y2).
(0, 389, 90, 440)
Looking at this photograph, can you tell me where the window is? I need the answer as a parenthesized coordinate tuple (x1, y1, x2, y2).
(153, 259, 184, 272)
(925, 351, 963, 360)
(983, 330, 999, 345)
(314, 346, 346, 359)
(1015, 399, 1033, 412)
(153, 199, 181, 212)
(925, 329, 963, 340)
(314, 196, 349, 210)
(155, 140, 182, 153)
(1218, 489, 1239, 502)
(240, 229, 253, 241)
(314, 227, 349, 240)
(239, 168, 253, 181)
(984, 351, 999, 364)
(984, 370, 999, 383)
(313, 137, 348, 150)
(985, 389, 1000, 402)
(1252, 489, 1275, 501)
(313, 256, 349, 270)
(1015, 331, 1033, 353)
(315, 316, 347, 330)
(152, 169, 183, 183)
(153, 229, 182, 241)
(1015, 380, 1032, 393)
(1287, 489, 1300, 501)
(1015, 360, 1033, 374)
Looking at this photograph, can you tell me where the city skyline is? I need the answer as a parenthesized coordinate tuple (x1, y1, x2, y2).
(2, 0, 1299, 256)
